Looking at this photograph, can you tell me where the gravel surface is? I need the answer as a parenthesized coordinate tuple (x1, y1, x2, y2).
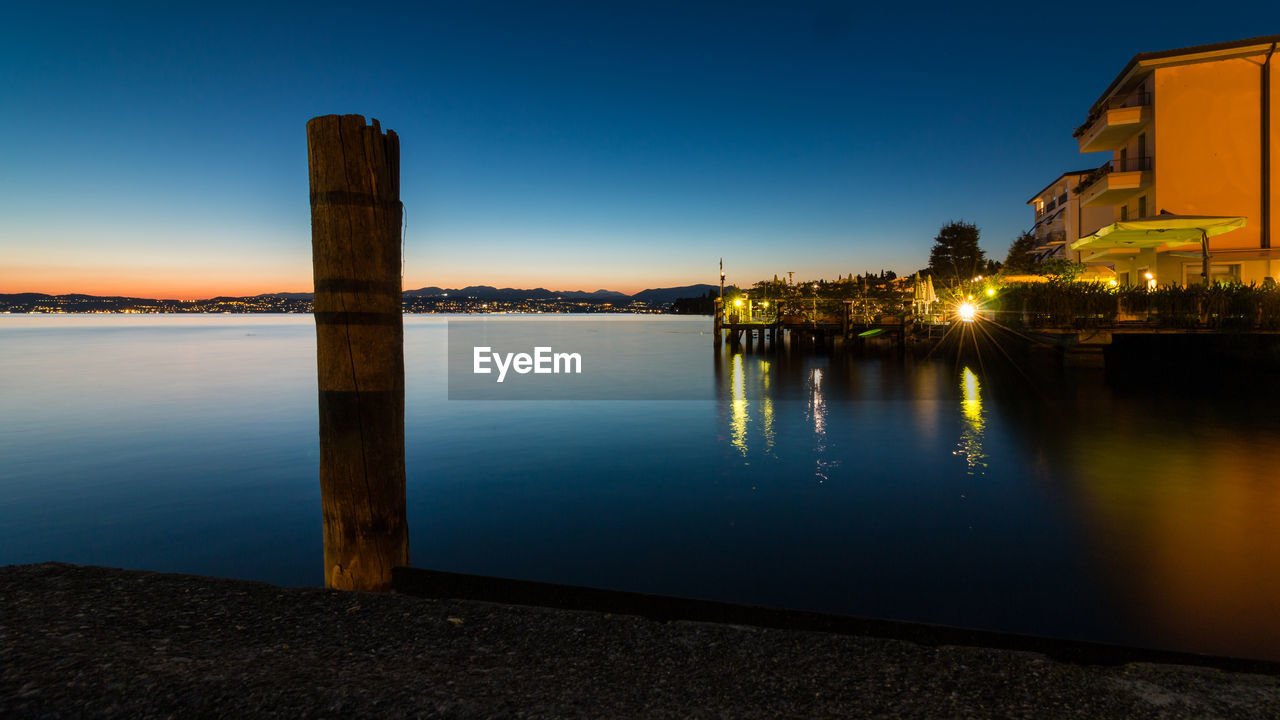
(2, 563, 1278, 718)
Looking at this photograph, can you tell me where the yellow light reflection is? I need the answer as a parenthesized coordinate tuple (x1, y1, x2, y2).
(955, 367, 987, 474)
(758, 360, 775, 452)
(730, 353, 748, 455)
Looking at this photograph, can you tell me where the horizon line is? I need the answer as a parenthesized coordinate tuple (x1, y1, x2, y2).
(0, 281, 732, 302)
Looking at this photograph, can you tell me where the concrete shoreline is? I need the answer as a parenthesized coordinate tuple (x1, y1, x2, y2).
(3, 563, 1279, 718)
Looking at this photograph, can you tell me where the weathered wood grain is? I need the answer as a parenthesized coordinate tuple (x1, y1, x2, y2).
(306, 114, 408, 592)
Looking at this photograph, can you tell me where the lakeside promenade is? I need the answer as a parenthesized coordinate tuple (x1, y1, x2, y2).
(3, 563, 1279, 718)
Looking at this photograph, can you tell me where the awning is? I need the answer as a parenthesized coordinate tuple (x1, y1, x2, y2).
(1070, 212, 1246, 252)
(1069, 212, 1247, 283)
(1080, 247, 1139, 263)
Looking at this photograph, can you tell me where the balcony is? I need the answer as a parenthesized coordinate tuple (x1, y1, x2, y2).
(1033, 229, 1067, 249)
(1076, 157, 1153, 207)
(1074, 92, 1153, 153)
(1033, 191, 1072, 225)
(1034, 207, 1064, 231)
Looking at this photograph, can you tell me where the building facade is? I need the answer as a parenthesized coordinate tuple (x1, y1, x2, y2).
(1044, 36, 1280, 286)
(1026, 171, 1113, 268)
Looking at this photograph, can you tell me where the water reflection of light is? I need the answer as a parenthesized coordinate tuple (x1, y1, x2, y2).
(910, 362, 941, 442)
(759, 360, 775, 452)
(955, 366, 987, 474)
(810, 368, 825, 436)
(1066, 427, 1280, 659)
(808, 367, 837, 482)
(730, 353, 749, 455)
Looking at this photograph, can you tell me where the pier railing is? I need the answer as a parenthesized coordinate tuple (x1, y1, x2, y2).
(717, 297, 911, 327)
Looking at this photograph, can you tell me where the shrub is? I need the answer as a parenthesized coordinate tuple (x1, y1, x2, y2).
(988, 281, 1280, 330)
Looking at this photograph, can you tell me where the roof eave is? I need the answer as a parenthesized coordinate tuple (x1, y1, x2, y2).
(1025, 170, 1096, 205)
(1085, 35, 1280, 117)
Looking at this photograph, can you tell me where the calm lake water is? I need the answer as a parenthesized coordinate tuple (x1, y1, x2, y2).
(2, 313, 1279, 661)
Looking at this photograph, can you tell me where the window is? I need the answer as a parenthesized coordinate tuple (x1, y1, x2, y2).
(1120, 205, 1129, 221)
(1138, 195, 1146, 218)
(1184, 263, 1242, 285)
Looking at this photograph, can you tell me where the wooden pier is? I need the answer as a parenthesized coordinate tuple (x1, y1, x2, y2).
(710, 277, 1280, 370)
(712, 297, 921, 351)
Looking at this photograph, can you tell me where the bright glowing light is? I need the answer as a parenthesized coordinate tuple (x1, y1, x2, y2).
(1108, 279, 1118, 287)
(985, 288, 995, 297)
(761, 301, 768, 307)
(957, 302, 977, 322)
(733, 299, 743, 307)
(1144, 272, 1154, 280)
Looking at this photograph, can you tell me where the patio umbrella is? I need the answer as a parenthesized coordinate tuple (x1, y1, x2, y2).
(924, 275, 938, 307)
(1070, 211, 1247, 284)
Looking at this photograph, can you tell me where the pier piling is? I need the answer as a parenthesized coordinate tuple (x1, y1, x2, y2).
(307, 114, 409, 592)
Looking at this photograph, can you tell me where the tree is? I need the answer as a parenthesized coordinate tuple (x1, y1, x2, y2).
(927, 220, 985, 283)
(1003, 230, 1039, 274)
(1039, 258, 1085, 281)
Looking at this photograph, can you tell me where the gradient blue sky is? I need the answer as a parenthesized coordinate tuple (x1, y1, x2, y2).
(2, 1, 1275, 298)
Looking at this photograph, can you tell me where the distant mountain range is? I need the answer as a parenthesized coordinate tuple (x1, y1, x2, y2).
(1, 284, 718, 306)
(402, 284, 716, 305)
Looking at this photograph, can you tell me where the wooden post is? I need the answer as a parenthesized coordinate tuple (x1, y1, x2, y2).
(307, 114, 409, 592)
(713, 297, 722, 345)
(1200, 230, 1211, 325)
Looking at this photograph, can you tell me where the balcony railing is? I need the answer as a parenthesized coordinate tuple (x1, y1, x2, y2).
(1034, 208, 1064, 230)
(1073, 91, 1153, 138)
(1112, 91, 1152, 110)
(1034, 229, 1067, 248)
(1075, 157, 1153, 194)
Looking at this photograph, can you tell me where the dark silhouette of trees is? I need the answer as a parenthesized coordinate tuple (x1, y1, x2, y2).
(1003, 230, 1039, 273)
(928, 220, 986, 284)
